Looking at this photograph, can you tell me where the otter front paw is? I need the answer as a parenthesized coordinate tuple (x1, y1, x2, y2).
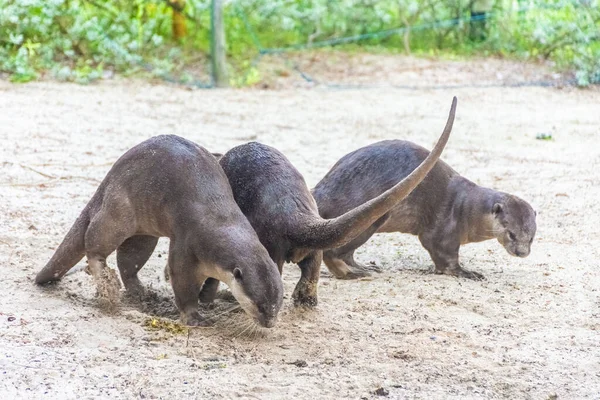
(338, 269, 371, 280)
(181, 311, 213, 327)
(336, 262, 382, 280)
(292, 280, 318, 307)
(457, 268, 485, 281)
(338, 263, 382, 279)
(361, 261, 383, 273)
(122, 278, 146, 301)
(435, 266, 485, 281)
(293, 294, 318, 308)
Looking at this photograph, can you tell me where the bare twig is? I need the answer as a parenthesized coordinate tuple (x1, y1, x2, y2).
(29, 162, 114, 168)
(18, 163, 56, 179)
(13, 163, 101, 184)
(1, 180, 59, 187)
(1, 175, 101, 187)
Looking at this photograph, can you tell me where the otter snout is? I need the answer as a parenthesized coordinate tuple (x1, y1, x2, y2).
(257, 315, 277, 328)
(256, 303, 281, 328)
(503, 242, 531, 258)
(514, 250, 529, 258)
(514, 248, 530, 258)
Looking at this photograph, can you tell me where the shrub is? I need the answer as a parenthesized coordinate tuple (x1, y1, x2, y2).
(0, 0, 597, 85)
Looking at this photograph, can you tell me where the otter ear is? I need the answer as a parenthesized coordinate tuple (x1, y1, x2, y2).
(233, 267, 243, 280)
(492, 203, 503, 215)
(212, 152, 223, 160)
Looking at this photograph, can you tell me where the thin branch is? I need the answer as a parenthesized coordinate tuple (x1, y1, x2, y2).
(18, 163, 56, 179)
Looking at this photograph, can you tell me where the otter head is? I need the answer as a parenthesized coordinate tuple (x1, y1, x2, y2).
(221, 249, 283, 328)
(492, 196, 537, 258)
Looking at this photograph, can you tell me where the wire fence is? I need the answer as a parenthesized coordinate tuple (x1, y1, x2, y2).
(132, 1, 579, 89)
(255, 2, 588, 89)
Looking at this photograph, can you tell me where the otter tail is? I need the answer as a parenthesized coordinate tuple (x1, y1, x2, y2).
(292, 96, 457, 250)
(35, 208, 91, 284)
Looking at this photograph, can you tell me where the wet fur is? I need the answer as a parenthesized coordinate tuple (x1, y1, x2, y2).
(312, 140, 537, 280)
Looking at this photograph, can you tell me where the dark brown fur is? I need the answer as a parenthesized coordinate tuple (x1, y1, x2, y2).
(35, 135, 283, 327)
(312, 140, 537, 280)
(199, 98, 458, 306)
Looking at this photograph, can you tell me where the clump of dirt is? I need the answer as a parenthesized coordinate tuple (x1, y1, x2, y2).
(91, 265, 121, 313)
(124, 286, 179, 319)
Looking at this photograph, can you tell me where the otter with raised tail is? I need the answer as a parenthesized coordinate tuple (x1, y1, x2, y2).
(312, 138, 537, 280)
(35, 135, 283, 327)
(198, 97, 458, 306)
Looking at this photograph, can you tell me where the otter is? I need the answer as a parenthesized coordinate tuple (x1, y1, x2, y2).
(197, 97, 458, 306)
(312, 140, 537, 280)
(35, 135, 283, 327)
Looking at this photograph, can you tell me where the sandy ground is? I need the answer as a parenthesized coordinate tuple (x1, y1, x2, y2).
(0, 57, 599, 399)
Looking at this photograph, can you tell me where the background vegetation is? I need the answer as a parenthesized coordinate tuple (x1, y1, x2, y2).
(0, 0, 598, 85)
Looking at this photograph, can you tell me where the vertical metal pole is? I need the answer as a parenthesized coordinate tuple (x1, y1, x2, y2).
(211, 0, 228, 87)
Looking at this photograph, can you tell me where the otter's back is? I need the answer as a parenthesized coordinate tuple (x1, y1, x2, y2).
(313, 140, 456, 233)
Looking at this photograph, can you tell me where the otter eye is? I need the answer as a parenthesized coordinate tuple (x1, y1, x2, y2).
(508, 232, 517, 241)
(233, 268, 243, 280)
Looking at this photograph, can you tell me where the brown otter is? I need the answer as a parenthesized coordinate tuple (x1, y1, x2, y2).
(312, 139, 537, 280)
(198, 97, 458, 306)
(35, 135, 283, 327)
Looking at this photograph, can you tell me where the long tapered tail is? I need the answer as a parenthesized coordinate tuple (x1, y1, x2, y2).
(35, 210, 90, 284)
(293, 96, 457, 250)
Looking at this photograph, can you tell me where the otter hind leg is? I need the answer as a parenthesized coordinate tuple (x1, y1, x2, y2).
(84, 209, 137, 310)
(116, 235, 159, 299)
(293, 251, 321, 307)
(323, 214, 388, 279)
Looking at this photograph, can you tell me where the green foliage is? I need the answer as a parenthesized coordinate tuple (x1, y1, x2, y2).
(0, 0, 598, 85)
(230, 0, 599, 85)
(485, 0, 600, 85)
(0, 0, 179, 82)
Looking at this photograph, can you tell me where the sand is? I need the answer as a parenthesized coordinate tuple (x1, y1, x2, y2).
(0, 56, 599, 399)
